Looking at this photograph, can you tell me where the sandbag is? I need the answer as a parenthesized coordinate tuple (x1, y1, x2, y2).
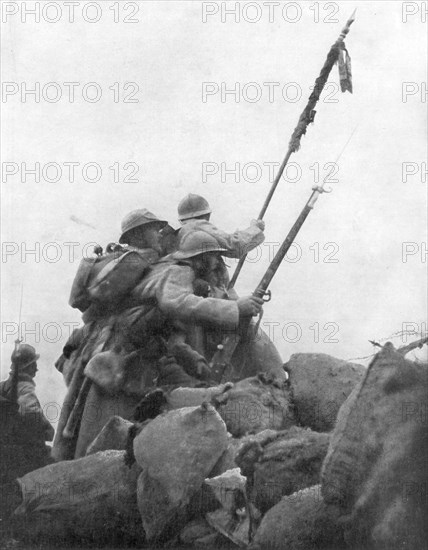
(85, 415, 133, 455)
(12, 451, 143, 545)
(205, 468, 246, 512)
(213, 374, 296, 437)
(209, 435, 242, 477)
(230, 326, 286, 382)
(250, 485, 345, 550)
(133, 403, 228, 542)
(166, 383, 233, 410)
(179, 518, 215, 546)
(237, 427, 330, 513)
(321, 344, 428, 549)
(286, 353, 365, 431)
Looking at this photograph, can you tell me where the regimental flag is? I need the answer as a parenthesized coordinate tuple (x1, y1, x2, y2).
(338, 43, 353, 93)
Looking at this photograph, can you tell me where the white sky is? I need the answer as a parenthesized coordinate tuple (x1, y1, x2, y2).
(1, 0, 427, 419)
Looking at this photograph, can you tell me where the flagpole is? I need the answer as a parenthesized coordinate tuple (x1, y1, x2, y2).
(229, 10, 356, 289)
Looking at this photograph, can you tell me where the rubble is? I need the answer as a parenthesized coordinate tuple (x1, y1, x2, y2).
(285, 352, 365, 431)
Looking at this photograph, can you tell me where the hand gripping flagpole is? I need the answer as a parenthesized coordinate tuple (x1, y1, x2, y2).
(228, 9, 356, 289)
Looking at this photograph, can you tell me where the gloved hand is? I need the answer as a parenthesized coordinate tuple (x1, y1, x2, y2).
(169, 343, 212, 381)
(157, 355, 196, 387)
(237, 296, 264, 317)
(251, 219, 265, 231)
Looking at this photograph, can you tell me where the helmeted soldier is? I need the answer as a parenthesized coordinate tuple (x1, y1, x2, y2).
(0, 343, 54, 482)
(118, 208, 168, 256)
(177, 193, 265, 259)
(131, 231, 276, 384)
(53, 208, 169, 460)
(165, 231, 284, 381)
(135, 231, 263, 331)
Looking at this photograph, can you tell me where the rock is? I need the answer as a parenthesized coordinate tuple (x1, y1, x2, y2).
(321, 344, 428, 549)
(133, 403, 228, 542)
(214, 374, 296, 437)
(286, 353, 365, 431)
(85, 415, 133, 455)
(237, 426, 330, 513)
(250, 485, 345, 550)
(10, 450, 143, 545)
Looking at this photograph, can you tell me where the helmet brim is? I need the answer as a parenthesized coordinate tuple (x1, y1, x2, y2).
(119, 220, 168, 244)
(171, 247, 228, 260)
(178, 207, 212, 222)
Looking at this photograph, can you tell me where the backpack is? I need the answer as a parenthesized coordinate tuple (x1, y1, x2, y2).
(68, 255, 99, 312)
(69, 245, 154, 312)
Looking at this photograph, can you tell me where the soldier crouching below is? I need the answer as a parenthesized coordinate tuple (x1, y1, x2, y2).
(0, 344, 54, 483)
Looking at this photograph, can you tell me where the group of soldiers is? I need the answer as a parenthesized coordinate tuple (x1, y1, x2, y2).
(1, 194, 284, 476)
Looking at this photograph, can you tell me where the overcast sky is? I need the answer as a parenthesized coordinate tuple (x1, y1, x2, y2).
(1, 0, 427, 417)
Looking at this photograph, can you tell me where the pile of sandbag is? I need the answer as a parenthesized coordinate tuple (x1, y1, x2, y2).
(5, 347, 425, 550)
(251, 345, 428, 550)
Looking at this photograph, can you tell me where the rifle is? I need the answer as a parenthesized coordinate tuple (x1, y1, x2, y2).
(210, 180, 345, 383)
(211, 120, 356, 383)
(229, 10, 356, 289)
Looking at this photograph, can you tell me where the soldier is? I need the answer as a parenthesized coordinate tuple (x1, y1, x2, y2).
(132, 231, 266, 374)
(53, 209, 169, 460)
(177, 193, 265, 258)
(167, 231, 284, 381)
(0, 344, 54, 482)
(118, 208, 168, 256)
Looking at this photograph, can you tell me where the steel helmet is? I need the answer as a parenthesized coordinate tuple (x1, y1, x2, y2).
(172, 231, 228, 260)
(178, 194, 212, 222)
(11, 343, 40, 370)
(119, 209, 168, 244)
